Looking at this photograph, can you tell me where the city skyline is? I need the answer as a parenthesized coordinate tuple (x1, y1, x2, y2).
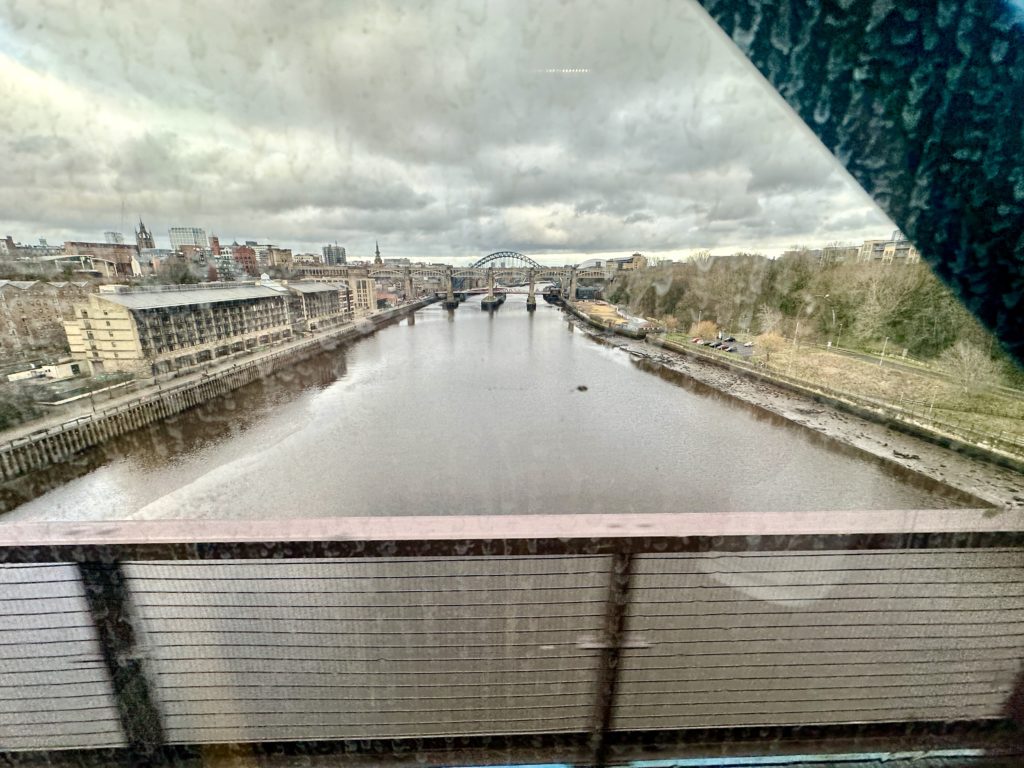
(2, 1, 895, 262)
(2, 220, 905, 268)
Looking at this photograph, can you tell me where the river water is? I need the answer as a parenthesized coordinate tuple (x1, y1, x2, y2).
(1, 295, 965, 521)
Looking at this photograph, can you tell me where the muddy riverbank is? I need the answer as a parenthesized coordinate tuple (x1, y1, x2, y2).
(569, 317, 1023, 512)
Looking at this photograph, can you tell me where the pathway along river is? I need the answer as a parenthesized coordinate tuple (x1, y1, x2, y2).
(1, 295, 969, 521)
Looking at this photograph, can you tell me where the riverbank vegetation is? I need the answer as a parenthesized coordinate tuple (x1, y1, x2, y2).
(607, 254, 1018, 380)
(607, 253, 1023, 450)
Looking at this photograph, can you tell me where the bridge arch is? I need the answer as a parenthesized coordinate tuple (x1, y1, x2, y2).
(471, 251, 544, 269)
(367, 268, 404, 279)
(533, 269, 568, 282)
(410, 268, 447, 280)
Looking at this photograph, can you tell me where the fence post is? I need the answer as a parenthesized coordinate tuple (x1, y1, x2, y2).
(77, 561, 164, 756)
(590, 551, 633, 768)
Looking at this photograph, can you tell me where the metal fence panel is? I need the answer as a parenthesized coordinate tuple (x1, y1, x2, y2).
(125, 555, 610, 743)
(613, 550, 1024, 731)
(0, 564, 125, 751)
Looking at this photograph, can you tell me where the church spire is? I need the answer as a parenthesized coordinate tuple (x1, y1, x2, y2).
(374, 240, 382, 264)
(135, 217, 155, 250)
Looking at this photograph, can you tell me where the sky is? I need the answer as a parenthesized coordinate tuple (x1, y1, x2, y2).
(0, 0, 896, 265)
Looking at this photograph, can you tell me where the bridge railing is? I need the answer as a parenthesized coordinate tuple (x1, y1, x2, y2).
(2, 510, 1022, 766)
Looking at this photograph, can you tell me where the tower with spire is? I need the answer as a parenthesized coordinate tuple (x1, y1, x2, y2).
(135, 218, 155, 250)
(374, 240, 382, 265)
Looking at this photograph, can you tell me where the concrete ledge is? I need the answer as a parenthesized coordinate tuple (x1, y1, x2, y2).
(564, 301, 647, 339)
(1, 508, 1022, 560)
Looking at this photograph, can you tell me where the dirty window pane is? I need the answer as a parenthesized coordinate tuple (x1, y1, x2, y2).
(1, 1, 1021, 766)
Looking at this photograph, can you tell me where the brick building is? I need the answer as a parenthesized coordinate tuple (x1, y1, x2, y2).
(0, 280, 94, 357)
(63, 241, 139, 277)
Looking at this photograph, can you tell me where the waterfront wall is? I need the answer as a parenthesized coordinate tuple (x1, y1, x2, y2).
(650, 336, 1024, 473)
(564, 301, 647, 339)
(0, 299, 435, 482)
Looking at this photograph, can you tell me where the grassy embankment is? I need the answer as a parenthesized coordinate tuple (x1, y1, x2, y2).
(664, 331, 1024, 443)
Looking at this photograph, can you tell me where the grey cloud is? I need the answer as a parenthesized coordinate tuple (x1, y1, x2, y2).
(574, 199, 606, 216)
(0, 0, 896, 256)
(820, 207, 890, 232)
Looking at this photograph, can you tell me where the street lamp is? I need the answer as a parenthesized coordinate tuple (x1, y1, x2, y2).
(813, 293, 836, 345)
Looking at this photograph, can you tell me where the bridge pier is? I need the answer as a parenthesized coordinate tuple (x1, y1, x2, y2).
(443, 267, 459, 309)
(403, 268, 414, 302)
(370, 254, 607, 310)
(481, 267, 502, 310)
(561, 266, 579, 301)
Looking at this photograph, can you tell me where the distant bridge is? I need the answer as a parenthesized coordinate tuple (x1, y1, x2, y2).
(470, 251, 544, 269)
(362, 251, 613, 309)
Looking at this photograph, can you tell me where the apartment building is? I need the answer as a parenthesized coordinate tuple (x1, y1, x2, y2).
(168, 227, 208, 251)
(284, 283, 352, 332)
(322, 244, 346, 265)
(292, 266, 378, 316)
(64, 285, 292, 375)
(348, 277, 377, 315)
(858, 231, 921, 264)
(610, 252, 648, 270)
(819, 244, 859, 266)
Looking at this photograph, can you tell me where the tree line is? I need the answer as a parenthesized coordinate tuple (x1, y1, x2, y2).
(604, 252, 1019, 384)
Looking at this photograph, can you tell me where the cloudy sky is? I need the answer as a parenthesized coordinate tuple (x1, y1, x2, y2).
(0, 0, 895, 264)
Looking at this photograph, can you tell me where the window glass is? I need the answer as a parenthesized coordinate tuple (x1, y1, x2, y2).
(0, 1, 1021, 766)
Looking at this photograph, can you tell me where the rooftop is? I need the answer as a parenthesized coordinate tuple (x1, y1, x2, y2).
(286, 281, 344, 294)
(95, 285, 283, 310)
(0, 280, 91, 291)
(0, 280, 38, 289)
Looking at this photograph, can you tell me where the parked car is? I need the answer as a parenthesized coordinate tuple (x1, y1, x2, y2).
(724, 336, 736, 342)
(743, 341, 754, 347)
(724, 345, 737, 352)
(692, 337, 702, 343)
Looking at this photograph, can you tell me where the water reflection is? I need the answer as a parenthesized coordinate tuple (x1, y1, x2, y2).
(2, 295, 968, 521)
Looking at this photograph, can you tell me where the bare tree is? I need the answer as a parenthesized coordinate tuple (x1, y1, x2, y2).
(159, 260, 199, 285)
(754, 332, 786, 366)
(853, 266, 922, 340)
(690, 320, 719, 339)
(689, 249, 712, 268)
(940, 341, 1003, 394)
(756, 303, 783, 333)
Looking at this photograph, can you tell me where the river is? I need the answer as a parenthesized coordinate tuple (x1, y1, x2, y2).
(0, 295, 967, 521)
